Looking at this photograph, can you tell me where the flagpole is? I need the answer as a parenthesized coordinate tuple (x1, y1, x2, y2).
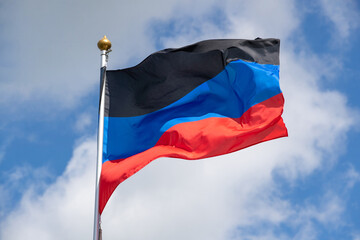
(94, 36, 112, 240)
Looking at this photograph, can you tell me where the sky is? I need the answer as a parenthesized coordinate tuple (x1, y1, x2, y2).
(0, 0, 360, 239)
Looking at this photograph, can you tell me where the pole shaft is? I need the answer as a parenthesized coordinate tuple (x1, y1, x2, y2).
(93, 50, 108, 240)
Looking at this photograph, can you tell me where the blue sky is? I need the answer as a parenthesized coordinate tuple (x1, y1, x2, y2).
(0, 0, 360, 239)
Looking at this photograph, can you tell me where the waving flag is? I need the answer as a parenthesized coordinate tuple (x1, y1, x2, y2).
(99, 38, 287, 214)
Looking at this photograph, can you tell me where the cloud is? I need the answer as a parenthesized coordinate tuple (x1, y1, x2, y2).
(0, 138, 96, 240)
(353, 233, 360, 240)
(0, 164, 53, 219)
(232, 193, 344, 240)
(344, 165, 360, 189)
(74, 112, 93, 133)
(154, 0, 300, 49)
(0, 0, 301, 116)
(318, 0, 360, 40)
(0, 0, 200, 114)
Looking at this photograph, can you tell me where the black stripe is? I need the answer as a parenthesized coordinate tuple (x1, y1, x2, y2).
(105, 38, 279, 117)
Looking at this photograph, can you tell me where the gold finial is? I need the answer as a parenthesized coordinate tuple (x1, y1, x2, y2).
(97, 35, 112, 51)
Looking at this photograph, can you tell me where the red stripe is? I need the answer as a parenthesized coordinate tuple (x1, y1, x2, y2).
(99, 93, 287, 214)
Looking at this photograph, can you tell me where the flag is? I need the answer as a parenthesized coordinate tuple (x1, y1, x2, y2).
(99, 38, 287, 214)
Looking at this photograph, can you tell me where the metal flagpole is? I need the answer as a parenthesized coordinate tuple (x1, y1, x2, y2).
(94, 36, 112, 240)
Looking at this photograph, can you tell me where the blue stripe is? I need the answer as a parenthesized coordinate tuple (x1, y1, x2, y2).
(103, 59, 280, 162)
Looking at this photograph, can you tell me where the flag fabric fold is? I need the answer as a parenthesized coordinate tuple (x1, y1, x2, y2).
(99, 38, 287, 214)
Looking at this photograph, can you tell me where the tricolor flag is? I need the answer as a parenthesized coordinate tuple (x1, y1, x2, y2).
(99, 38, 287, 214)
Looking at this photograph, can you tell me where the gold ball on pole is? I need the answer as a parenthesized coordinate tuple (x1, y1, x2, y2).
(97, 35, 112, 51)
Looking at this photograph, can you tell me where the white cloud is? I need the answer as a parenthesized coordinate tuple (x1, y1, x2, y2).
(233, 193, 345, 240)
(344, 165, 360, 189)
(0, 0, 302, 116)
(224, 0, 300, 40)
(157, 0, 300, 49)
(353, 233, 360, 240)
(318, 0, 360, 40)
(298, 193, 344, 226)
(74, 112, 93, 133)
(0, 0, 199, 114)
(0, 164, 53, 219)
(0, 138, 97, 240)
(0, 0, 358, 239)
